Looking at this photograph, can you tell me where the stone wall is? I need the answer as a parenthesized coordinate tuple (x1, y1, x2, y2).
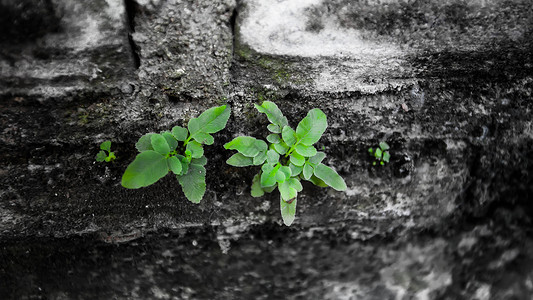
(1, 0, 532, 299)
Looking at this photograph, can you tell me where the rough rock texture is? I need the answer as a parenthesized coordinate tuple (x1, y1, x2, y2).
(1, 0, 532, 299)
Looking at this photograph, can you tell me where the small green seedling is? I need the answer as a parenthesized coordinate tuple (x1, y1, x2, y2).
(368, 142, 391, 166)
(121, 105, 231, 203)
(96, 140, 116, 162)
(224, 101, 346, 226)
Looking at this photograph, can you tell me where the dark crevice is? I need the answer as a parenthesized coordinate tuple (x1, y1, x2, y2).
(124, 0, 141, 69)
(229, 2, 239, 59)
(127, 35, 141, 69)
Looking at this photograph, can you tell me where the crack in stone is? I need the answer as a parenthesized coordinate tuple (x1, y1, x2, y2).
(229, 1, 240, 57)
(124, 0, 140, 69)
(229, 1, 240, 60)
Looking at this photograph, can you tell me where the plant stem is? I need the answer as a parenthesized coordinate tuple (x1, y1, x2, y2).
(184, 135, 191, 146)
(285, 142, 299, 158)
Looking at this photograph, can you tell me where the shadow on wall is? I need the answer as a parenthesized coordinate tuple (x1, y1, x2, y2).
(0, 0, 63, 45)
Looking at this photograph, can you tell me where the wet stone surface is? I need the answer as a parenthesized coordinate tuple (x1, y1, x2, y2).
(1, 0, 532, 299)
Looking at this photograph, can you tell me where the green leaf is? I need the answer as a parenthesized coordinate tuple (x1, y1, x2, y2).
(100, 140, 111, 152)
(308, 152, 326, 165)
(178, 155, 189, 175)
(288, 178, 303, 192)
(278, 166, 291, 183)
(224, 136, 268, 158)
(178, 163, 206, 203)
(107, 152, 116, 161)
(167, 156, 182, 175)
(279, 180, 297, 201)
(281, 126, 297, 146)
(254, 101, 288, 128)
(186, 141, 204, 158)
(313, 164, 347, 191)
(135, 133, 155, 152)
(276, 169, 287, 183)
(379, 142, 390, 151)
(188, 105, 231, 139)
(290, 152, 305, 166)
(302, 163, 313, 180)
(383, 151, 390, 163)
(272, 142, 288, 155)
(171, 126, 188, 141)
(121, 151, 169, 189)
(267, 149, 280, 164)
(267, 124, 281, 133)
(295, 108, 327, 146)
(374, 148, 382, 159)
(193, 132, 214, 145)
(95, 151, 106, 162)
(368, 148, 373, 154)
(294, 144, 317, 157)
(227, 153, 254, 167)
(289, 163, 303, 176)
(266, 134, 281, 144)
(280, 197, 297, 226)
(251, 173, 264, 197)
(281, 166, 292, 177)
(264, 185, 277, 193)
(307, 175, 328, 187)
(151, 134, 170, 155)
(253, 151, 267, 165)
(191, 156, 207, 166)
(261, 164, 278, 187)
(161, 131, 178, 151)
(184, 150, 192, 161)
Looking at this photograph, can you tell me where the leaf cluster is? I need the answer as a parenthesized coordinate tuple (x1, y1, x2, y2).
(96, 140, 116, 162)
(224, 101, 346, 226)
(121, 105, 231, 203)
(368, 141, 391, 166)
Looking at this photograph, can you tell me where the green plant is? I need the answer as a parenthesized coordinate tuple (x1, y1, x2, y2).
(121, 105, 231, 203)
(96, 140, 116, 162)
(368, 142, 391, 166)
(224, 101, 347, 226)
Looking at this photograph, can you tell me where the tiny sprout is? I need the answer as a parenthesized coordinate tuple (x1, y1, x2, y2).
(96, 140, 116, 162)
(369, 141, 390, 166)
